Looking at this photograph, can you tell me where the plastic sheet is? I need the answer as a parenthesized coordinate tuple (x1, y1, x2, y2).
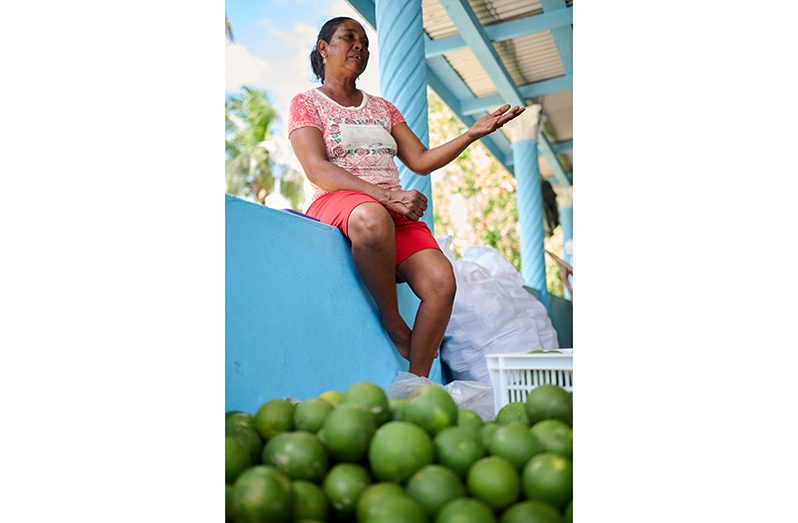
(385, 372, 497, 421)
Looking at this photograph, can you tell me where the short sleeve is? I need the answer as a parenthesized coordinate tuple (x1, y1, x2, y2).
(287, 92, 323, 136)
(384, 99, 406, 129)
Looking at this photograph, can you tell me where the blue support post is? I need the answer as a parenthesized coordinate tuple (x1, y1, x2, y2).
(507, 107, 549, 309)
(561, 206, 573, 266)
(375, 0, 433, 233)
(557, 188, 572, 301)
(374, 0, 430, 336)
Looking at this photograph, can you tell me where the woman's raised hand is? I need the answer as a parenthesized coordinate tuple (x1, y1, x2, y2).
(467, 104, 526, 140)
(384, 189, 428, 221)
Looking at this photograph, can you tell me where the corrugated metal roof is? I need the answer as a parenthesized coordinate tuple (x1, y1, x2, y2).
(442, 47, 497, 98)
(417, 0, 573, 180)
(505, 31, 565, 84)
(422, 0, 572, 151)
(540, 91, 572, 141)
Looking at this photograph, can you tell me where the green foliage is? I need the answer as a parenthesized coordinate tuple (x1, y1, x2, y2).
(225, 86, 279, 204)
(429, 90, 522, 273)
(225, 86, 306, 210)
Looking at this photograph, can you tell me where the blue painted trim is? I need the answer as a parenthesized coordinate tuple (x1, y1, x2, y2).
(438, 0, 525, 107)
(540, 0, 573, 75)
(552, 140, 572, 154)
(426, 55, 514, 175)
(424, 7, 573, 57)
(345, 0, 376, 27)
(460, 75, 573, 116)
(537, 132, 571, 187)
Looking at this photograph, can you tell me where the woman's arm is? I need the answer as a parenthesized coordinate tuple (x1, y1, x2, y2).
(289, 126, 429, 221)
(393, 104, 525, 174)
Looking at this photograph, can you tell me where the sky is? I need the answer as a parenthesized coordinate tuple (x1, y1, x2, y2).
(226, 0, 381, 134)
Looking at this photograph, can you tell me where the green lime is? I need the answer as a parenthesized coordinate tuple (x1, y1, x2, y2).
(231, 465, 293, 523)
(322, 463, 371, 518)
(320, 404, 376, 462)
(225, 436, 252, 484)
(488, 421, 542, 469)
(318, 390, 344, 407)
(522, 453, 573, 509)
(500, 500, 563, 523)
(404, 385, 459, 435)
(225, 484, 234, 523)
(496, 402, 529, 425)
(436, 498, 497, 523)
(467, 456, 520, 510)
(293, 398, 333, 433)
(458, 408, 484, 431)
(479, 422, 500, 448)
(564, 500, 573, 523)
(530, 420, 573, 459)
(525, 385, 572, 425)
(433, 426, 485, 477)
(292, 480, 328, 521)
(227, 425, 263, 464)
(356, 482, 405, 522)
(406, 464, 466, 516)
(364, 494, 427, 523)
(226, 412, 256, 433)
(262, 431, 328, 482)
(343, 382, 391, 426)
(254, 399, 295, 440)
(368, 421, 435, 483)
(390, 398, 408, 421)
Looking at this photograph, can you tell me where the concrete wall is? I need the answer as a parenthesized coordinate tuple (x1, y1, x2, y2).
(226, 195, 441, 413)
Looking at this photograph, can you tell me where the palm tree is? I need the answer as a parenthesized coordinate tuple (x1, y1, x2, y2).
(225, 14, 234, 42)
(225, 87, 279, 204)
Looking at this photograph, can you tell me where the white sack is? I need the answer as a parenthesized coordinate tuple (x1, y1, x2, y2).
(438, 236, 559, 384)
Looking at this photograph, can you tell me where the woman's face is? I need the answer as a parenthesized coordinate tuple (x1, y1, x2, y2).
(320, 20, 370, 78)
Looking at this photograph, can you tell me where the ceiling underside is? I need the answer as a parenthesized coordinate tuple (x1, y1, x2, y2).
(348, 0, 573, 184)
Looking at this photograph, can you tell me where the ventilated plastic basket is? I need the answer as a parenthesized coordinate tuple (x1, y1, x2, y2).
(486, 350, 573, 414)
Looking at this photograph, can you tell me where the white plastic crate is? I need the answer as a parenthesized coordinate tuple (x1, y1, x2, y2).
(486, 350, 573, 415)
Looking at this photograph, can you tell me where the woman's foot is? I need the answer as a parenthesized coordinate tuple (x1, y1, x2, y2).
(386, 323, 412, 361)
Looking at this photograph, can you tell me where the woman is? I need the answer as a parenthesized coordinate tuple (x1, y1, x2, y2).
(288, 17, 524, 377)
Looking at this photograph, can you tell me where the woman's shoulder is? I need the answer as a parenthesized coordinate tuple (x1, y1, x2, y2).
(290, 89, 319, 104)
(365, 92, 391, 107)
(367, 93, 402, 113)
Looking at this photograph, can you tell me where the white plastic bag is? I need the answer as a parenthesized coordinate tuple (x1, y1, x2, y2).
(438, 236, 559, 384)
(385, 372, 496, 421)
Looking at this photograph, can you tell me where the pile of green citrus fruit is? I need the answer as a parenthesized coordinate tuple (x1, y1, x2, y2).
(226, 382, 573, 522)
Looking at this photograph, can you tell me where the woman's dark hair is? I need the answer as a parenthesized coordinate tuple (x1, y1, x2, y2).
(310, 17, 357, 82)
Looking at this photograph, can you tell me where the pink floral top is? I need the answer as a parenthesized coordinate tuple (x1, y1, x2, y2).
(287, 88, 406, 210)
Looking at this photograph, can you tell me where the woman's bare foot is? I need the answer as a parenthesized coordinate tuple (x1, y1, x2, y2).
(386, 323, 412, 361)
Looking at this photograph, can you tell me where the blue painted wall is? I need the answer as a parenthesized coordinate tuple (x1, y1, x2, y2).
(226, 195, 441, 413)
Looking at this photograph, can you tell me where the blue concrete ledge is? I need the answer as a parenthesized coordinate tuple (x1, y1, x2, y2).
(226, 195, 441, 412)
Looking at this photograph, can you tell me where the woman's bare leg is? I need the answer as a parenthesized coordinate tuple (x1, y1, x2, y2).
(347, 203, 411, 360)
(396, 249, 457, 376)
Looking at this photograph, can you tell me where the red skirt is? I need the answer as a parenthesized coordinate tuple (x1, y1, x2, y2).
(306, 189, 441, 269)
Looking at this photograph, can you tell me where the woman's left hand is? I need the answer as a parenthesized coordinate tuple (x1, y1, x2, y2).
(466, 104, 526, 140)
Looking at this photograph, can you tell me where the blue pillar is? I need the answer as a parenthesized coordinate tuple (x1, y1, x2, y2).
(507, 107, 548, 309)
(375, 0, 433, 233)
(560, 204, 572, 300)
(560, 206, 573, 265)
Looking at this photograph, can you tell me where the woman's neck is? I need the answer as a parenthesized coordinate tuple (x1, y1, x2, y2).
(321, 76, 358, 96)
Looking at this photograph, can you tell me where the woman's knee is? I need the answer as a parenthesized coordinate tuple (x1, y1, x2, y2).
(420, 259, 457, 303)
(347, 203, 393, 247)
